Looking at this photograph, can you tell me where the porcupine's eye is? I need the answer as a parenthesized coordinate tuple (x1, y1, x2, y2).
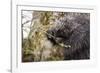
(56, 29, 66, 38)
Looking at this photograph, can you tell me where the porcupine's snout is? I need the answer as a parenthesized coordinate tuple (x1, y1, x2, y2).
(46, 29, 57, 45)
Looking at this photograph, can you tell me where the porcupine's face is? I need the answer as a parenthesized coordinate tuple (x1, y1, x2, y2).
(46, 22, 71, 46)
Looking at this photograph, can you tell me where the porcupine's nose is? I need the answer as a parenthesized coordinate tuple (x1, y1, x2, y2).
(46, 30, 56, 45)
